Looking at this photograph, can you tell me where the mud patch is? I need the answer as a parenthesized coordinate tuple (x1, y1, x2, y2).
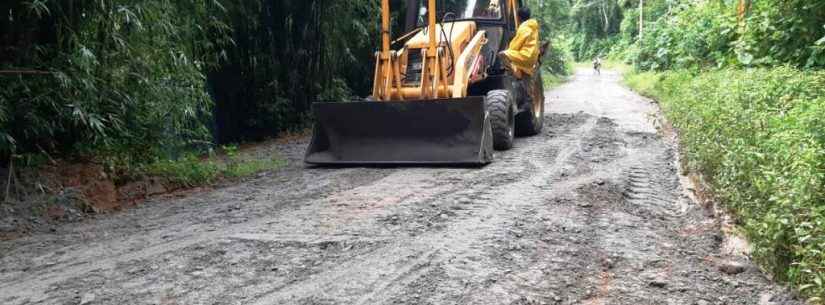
(295, 297, 338, 305)
(479, 199, 601, 304)
(575, 181, 625, 207)
(624, 131, 660, 148)
(380, 205, 460, 235)
(386, 265, 452, 305)
(576, 117, 624, 162)
(544, 112, 591, 135)
(566, 117, 625, 178)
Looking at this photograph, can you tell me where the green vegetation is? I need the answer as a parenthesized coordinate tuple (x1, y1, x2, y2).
(1, 0, 378, 183)
(209, 1, 381, 144)
(223, 158, 285, 178)
(220, 144, 286, 178)
(561, 1, 824, 71)
(542, 73, 569, 89)
(622, 70, 659, 97)
(1, 0, 227, 164)
(145, 156, 221, 188)
(145, 145, 285, 188)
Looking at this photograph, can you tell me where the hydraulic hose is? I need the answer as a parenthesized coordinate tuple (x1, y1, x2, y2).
(439, 12, 457, 75)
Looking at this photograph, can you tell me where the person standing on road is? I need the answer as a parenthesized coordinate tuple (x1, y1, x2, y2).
(593, 56, 602, 75)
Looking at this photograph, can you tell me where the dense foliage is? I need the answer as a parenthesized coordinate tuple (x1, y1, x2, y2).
(608, 0, 824, 70)
(567, 0, 625, 60)
(0, 0, 387, 165)
(560, 0, 825, 70)
(0, 0, 228, 164)
(627, 1, 825, 70)
(208, 1, 382, 144)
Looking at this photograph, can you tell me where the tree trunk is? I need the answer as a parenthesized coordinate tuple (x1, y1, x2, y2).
(601, 1, 609, 35)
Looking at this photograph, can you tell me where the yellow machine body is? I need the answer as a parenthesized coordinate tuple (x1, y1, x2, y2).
(305, 0, 528, 165)
(373, 21, 488, 101)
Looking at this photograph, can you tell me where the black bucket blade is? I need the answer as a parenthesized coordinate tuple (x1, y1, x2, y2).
(305, 97, 494, 165)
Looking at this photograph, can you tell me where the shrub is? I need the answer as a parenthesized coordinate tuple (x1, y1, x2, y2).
(627, 0, 825, 71)
(734, 0, 825, 68)
(542, 42, 573, 76)
(635, 2, 736, 71)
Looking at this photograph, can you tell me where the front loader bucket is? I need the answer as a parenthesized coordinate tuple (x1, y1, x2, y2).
(305, 97, 494, 165)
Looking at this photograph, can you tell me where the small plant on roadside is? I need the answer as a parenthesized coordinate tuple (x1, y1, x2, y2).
(145, 143, 286, 188)
(219, 144, 284, 178)
(222, 145, 239, 159)
(145, 155, 220, 188)
(221, 144, 241, 176)
(223, 158, 285, 178)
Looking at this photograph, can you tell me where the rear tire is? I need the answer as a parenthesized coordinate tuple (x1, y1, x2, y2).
(515, 74, 545, 136)
(486, 90, 515, 151)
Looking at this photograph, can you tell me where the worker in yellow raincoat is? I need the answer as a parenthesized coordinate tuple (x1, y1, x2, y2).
(498, 6, 544, 116)
(499, 7, 540, 79)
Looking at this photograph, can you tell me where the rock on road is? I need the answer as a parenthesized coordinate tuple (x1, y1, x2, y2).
(0, 69, 803, 305)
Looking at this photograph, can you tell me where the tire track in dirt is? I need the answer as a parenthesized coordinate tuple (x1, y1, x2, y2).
(247, 115, 598, 305)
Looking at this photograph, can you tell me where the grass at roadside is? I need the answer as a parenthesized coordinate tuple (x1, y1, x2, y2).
(543, 73, 570, 89)
(623, 71, 660, 97)
(623, 67, 825, 303)
(604, 60, 631, 74)
(145, 145, 286, 188)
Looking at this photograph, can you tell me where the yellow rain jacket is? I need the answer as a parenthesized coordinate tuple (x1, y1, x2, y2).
(503, 19, 540, 78)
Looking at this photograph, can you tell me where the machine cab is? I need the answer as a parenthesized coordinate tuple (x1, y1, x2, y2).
(382, 0, 525, 101)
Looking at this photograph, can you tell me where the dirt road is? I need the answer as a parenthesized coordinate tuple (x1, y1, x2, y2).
(1, 69, 803, 305)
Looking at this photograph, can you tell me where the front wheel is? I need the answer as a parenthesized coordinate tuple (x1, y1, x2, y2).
(515, 73, 545, 136)
(485, 90, 515, 150)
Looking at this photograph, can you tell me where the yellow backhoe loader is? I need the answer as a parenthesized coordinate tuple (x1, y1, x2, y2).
(305, 0, 545, 165)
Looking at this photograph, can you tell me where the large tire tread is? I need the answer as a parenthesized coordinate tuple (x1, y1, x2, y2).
(486, 90, 515, 151)
(515, 99, 544, 136)
(515, 74, 545, 137)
